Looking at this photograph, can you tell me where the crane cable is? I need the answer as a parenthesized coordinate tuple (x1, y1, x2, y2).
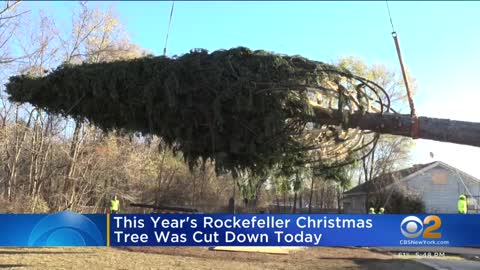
(163, 1, 175, 56)
(380, 1, 419, 211)
(386, 1, 419, 139)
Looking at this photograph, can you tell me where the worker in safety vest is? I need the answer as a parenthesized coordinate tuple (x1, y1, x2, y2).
(378, 207, 385, 214)
(458, 194, 467, 214)
(110, 195, 120, 214)
(368, 207, 376, 214)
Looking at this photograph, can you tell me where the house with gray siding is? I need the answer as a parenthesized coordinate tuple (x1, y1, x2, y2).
(342, 161, 480, 214)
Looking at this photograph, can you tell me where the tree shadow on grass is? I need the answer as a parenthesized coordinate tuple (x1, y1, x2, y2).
(0, 264, 29, 268)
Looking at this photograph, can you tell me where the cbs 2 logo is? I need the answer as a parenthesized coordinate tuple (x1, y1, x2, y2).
(400, 215, 441, 239)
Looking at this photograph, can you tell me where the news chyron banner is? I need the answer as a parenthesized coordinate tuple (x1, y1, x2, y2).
(1, 212, 480, 247)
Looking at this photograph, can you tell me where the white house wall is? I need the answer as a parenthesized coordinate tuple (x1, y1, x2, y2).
(399, 166, 480, 214)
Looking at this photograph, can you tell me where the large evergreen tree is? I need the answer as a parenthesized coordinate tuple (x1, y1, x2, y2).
(6, 47, 480, 176)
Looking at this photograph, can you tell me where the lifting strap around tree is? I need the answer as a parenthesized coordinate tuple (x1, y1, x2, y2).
(163, 1, 175, 56)
(386, 0, 418, 139)
(392, 32, 419, 139)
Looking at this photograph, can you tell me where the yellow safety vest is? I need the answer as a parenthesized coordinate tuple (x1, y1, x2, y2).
(458, 199, 467, 214)
(110, 199, 119, 211)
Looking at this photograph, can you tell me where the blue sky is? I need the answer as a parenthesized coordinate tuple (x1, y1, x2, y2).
(25, 1, 480, 177)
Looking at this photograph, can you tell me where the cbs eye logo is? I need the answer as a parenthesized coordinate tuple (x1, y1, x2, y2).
(400, 215, 442, 239)
(28, 211, 104, 246)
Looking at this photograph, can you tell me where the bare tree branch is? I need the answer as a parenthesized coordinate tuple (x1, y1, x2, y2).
(0, 0, 22, 18)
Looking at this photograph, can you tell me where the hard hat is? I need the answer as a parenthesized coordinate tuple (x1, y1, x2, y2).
(380, 207, 385, 211)
(459, 194, 466, 200)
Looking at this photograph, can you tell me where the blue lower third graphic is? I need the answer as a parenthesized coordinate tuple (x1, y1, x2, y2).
(1, 214, 480, 247)
(0, 211, 106, 247)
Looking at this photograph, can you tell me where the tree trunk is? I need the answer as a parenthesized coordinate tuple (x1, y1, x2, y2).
(275, 195, 280, 212)
(362, 138, 376, 213)
(308, 178, 314, 214)
(155, 148, 167, 206)
(337, 187, 342, 213)
(63, 120, 82, 209)
(292, 191, 297, 214)
(232, 178, 236, 214)
(6, 108, 34, 201)
(252, 178, 265, 209)
(311, 109, 480, 148)
(192, 173, 197, 210)
(299, 193, 303, 209)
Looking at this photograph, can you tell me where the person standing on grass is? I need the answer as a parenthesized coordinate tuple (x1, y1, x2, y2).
(110, 195, 120, 214)
(458, 194, 467, 214)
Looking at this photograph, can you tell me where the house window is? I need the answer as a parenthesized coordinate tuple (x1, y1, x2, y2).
(468, 197, 478, 212)
(432, 171, 448, 185)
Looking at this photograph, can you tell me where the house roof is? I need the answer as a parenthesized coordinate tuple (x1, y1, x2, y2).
(344, 161, 437, 195)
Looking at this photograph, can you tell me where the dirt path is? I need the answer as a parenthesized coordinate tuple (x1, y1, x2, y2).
(0, 247, 433, 270)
